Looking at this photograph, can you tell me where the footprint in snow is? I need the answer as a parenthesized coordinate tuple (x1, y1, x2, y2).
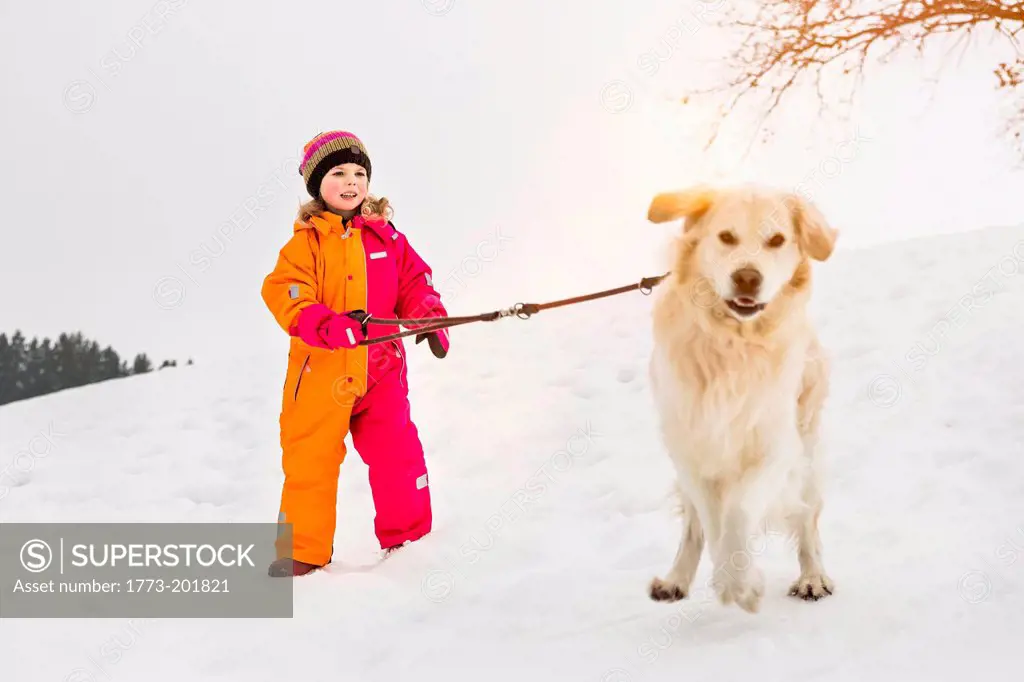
(122, 462, 152, 475)
(570, 383, 598, 399)
(2, 469, 32, 489)
(837, 344, 876, 361)
(617, 368, 636, 383)
(179, 417, 205, 431)
(888, 283, 915, 300)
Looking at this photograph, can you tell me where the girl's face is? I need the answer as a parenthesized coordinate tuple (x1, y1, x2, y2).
(319, 163, 368, 215)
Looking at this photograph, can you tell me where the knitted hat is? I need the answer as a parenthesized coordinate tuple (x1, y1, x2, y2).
(299, 131, 372, 198)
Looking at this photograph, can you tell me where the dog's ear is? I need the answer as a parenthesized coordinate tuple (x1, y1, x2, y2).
(647, 186, 717, 227)
(787, 194, 838, 262)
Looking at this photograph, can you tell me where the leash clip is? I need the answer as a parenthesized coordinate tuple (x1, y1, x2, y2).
(497, 305, 518, 318)
(639, 272, 668, 295)
(345, 309, 372, 336)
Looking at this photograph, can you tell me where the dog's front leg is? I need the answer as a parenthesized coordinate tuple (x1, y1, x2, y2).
(710, 488, 765, 614)
(649, 499, 705, 602)
(788, 436, 834, 601)
(790, 353, 835, 601)
(788, 503, 833, 601)
(713, 427, 801, 613)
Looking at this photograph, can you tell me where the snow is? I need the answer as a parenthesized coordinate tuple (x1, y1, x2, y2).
(2, 223, 1024, 680)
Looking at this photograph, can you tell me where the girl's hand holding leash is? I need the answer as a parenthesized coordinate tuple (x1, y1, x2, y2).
(294, 303, 366, 350)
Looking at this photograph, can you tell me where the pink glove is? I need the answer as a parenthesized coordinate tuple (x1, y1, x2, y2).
(294, 304, 365, 350)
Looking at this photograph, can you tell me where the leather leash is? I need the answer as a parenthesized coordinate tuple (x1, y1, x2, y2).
(352, 271, 671, 346)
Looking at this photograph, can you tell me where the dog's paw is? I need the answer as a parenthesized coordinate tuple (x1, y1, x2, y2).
(649, 577, 687, 602)
(788, 573, 834, 601)
(714, 566, 765, 614)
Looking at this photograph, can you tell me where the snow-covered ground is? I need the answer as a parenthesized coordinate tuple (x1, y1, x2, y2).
(2, 223, 1024, 681)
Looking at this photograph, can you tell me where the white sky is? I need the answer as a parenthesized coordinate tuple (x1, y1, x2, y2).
(1, 0, 1021, 365)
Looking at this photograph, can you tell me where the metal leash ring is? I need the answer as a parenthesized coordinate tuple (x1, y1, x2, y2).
(513, 302, 532, 320)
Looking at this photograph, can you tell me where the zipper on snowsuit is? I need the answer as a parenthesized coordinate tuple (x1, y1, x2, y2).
(394, 341, 406, 389)
(294, 353, 310, 400)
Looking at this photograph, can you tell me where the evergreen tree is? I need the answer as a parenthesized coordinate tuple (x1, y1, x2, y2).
(10, 331, 27, 402)
(54, 332, 82, 390)
(0, 329, 168, 405)
(83, 340, 101, 384)
(132, 353, 153, 374)
(24, 337, 41, 400)
(97, 345, 123, 382)
(37, 338, 60, 395)
(0, 334, 14, 404)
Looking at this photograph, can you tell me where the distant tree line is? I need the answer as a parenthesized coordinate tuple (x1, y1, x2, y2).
(0, 331, 192, 406)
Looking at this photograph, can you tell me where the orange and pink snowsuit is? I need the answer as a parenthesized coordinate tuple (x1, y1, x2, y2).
(261, 210, 447, 565)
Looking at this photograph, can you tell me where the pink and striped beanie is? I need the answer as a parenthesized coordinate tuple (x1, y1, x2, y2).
(299, 130, 371, 198)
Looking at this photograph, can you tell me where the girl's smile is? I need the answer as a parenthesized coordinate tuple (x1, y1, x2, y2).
(319, 163, 368, 216)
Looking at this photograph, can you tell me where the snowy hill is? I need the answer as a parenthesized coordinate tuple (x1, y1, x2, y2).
(2, 223, 1024, 681)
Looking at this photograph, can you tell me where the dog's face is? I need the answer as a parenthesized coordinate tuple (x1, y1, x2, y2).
(648, 185, 838, 322)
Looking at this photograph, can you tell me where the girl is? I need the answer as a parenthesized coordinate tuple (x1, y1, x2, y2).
(261, 130, 450, 577)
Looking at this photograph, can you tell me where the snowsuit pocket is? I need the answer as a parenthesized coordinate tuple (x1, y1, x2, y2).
(293, 353, 311, 401)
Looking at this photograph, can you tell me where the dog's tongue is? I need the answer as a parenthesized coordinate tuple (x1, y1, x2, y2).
(735, 296, 757, 306)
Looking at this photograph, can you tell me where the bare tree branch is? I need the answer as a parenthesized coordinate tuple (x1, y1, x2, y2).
(689, 0, 1024, 158)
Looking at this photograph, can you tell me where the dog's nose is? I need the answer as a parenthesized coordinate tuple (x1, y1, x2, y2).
(731, 267, 762, 295)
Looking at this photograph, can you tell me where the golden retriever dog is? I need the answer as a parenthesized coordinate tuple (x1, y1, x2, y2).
(644, 184, 838, 614)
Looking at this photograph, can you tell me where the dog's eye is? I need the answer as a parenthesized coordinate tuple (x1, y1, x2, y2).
(718, 231, 737, 245)
(766, 233, 785, 248)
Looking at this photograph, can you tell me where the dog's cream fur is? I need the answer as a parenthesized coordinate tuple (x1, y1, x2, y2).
(645, 184, 838, 613)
